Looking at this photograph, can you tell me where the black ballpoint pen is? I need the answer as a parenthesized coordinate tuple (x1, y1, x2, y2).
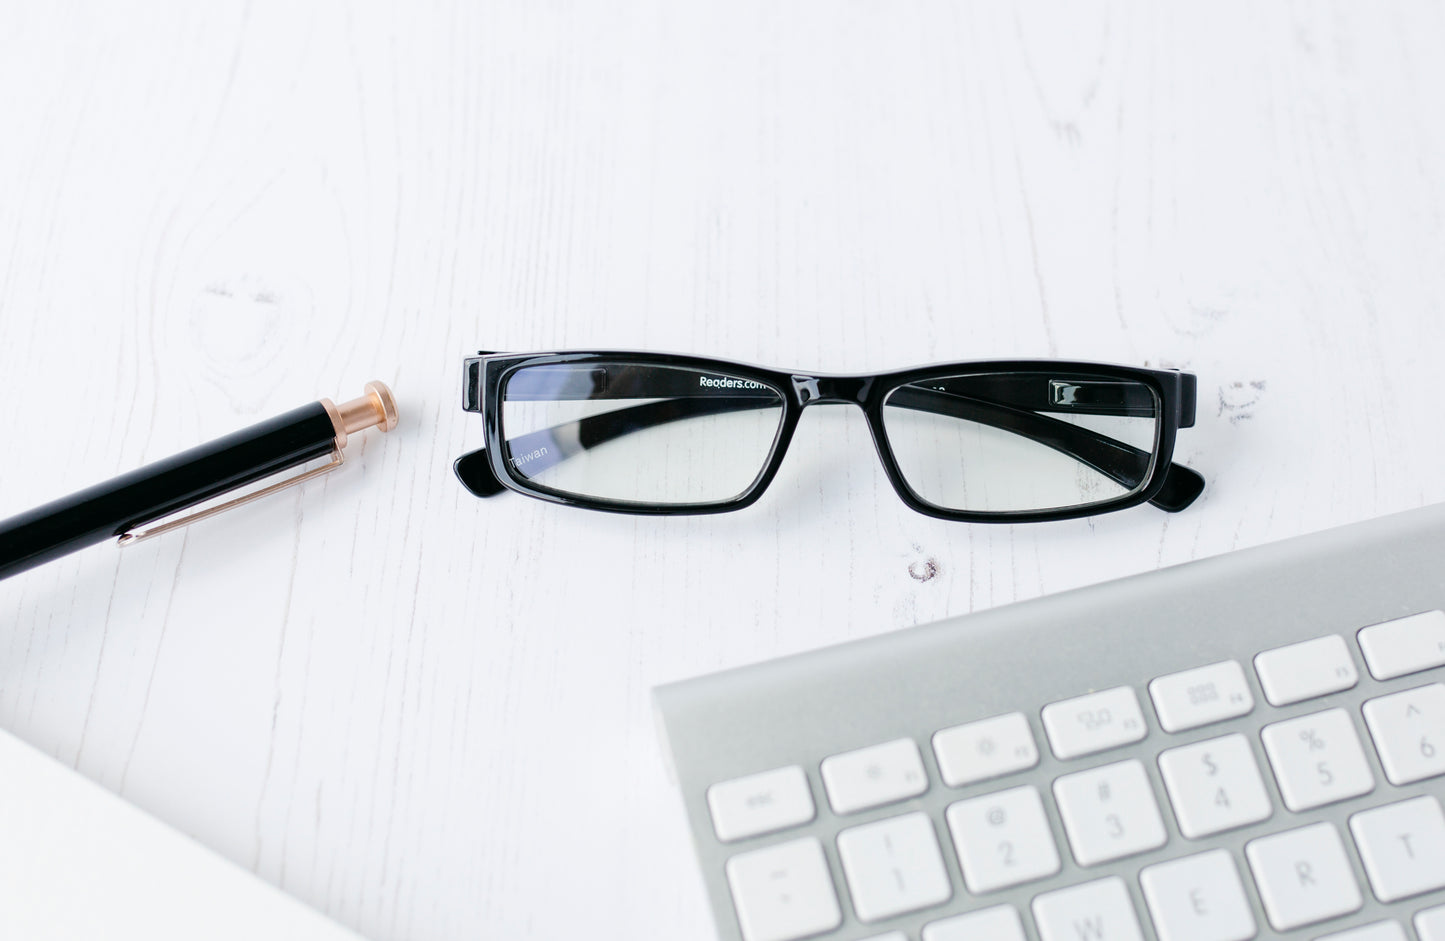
(0, 382, 398, 581)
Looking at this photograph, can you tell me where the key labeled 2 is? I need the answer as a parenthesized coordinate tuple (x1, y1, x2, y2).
(944, 785, 1061, 893)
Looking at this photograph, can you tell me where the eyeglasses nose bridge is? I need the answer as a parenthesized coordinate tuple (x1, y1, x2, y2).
(790, 375, 873, 406)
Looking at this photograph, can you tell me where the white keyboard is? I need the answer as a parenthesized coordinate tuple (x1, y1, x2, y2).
(654, 505, 1445, 941)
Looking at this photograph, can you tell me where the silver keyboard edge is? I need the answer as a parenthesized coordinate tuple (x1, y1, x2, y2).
(654, 503, 1445, 941)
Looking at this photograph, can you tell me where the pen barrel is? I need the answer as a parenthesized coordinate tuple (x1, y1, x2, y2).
(0, 403, 337, 581)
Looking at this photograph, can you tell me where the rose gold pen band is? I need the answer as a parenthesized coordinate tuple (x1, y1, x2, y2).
(321, 381, 400, 450)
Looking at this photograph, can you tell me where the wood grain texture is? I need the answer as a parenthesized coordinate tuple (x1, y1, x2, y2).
(2, 1, 1444, 938)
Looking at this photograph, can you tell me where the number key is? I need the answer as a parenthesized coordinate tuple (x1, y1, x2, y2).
(836, 811, 952, 922)
(1260, 708, 1374, 812)
(944, 785, 1061, 893)
(1362, 684, 1445, 785)
(1157, 733, 1273, 838)
(1053, 759, 1168, 866)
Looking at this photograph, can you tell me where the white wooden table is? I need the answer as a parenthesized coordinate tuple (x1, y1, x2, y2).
(3, 3, 1444, 938)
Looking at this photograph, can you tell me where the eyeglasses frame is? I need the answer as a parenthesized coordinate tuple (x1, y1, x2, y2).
(456, 350, 1200, 523)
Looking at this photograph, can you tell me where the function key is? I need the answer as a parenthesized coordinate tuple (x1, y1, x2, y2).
(932, 712, 1039, 788)
(1358, 610, 1445, 680)
(724, 837, 842, 941)
(1149, 660, 1254, 732)
(1253, 635, 1358, 706)
(1041, 686, 1147, 760)
(820, 738, 928, 815)
(708, 766, 815, 843)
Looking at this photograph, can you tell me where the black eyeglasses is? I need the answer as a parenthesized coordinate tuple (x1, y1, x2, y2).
(452, 351, 1204, 523)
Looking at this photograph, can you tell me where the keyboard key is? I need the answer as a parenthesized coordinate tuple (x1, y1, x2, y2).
(1042, 686, 1148, 760)
(1149, 660, 1254, 733)
(1053, 759, 1168, 866)
(708, 766, 815, 842)
(1362, 684, 1445, 785)
(1254, 635, 1359, 706)
(944, 784, 1060, 893)
(1260, 708, 1374, 811)
(1139, 849, 1256, 941)
(1418, 905, 1445, 941)
(1315, 922, 1407, 941)
(820, 738, 928, 815)
(1348, 795, 1445, 902)
(1357, 610, 1445, 679)
(922, 905, 1025, 941)
(724, 837, 842, 941)
(932, 712, 1039, 787)
(856, 935, 907, 941)
(1158, 733, 1273, 838)
(836, 811, 951, 922)
(1244, 822, 1362, 931)
(1033, 876, 1145, 941)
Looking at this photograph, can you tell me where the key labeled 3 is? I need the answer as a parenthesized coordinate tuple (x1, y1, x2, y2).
(1054, 759, 1168, 866)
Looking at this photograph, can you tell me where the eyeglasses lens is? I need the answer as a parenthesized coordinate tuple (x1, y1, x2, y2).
(500, 362, 785, 506)
(881, 372, 1161, 514)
